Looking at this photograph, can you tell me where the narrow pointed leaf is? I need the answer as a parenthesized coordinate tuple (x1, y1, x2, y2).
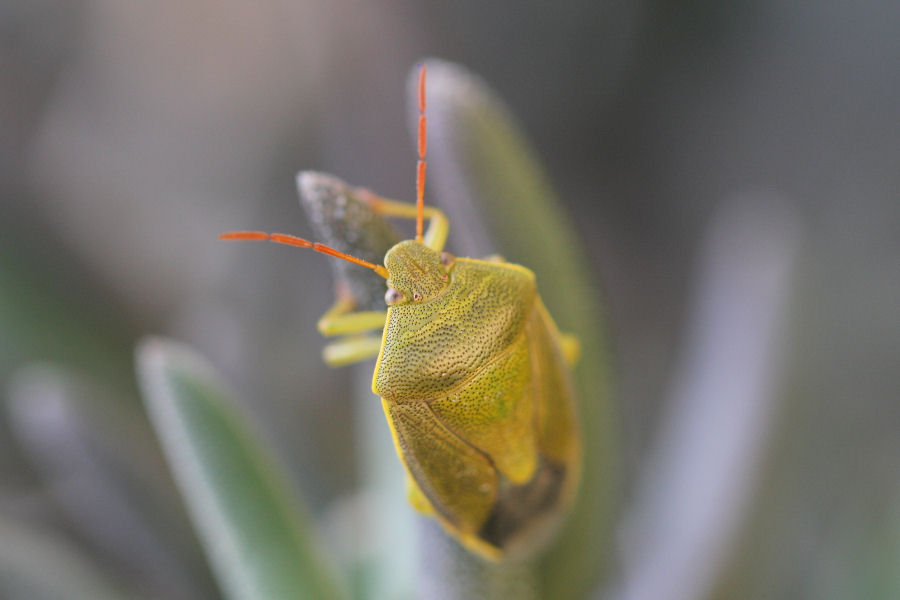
(411, 59, 620, 599)
(135, 338, 347, 600)
(297, 171, 402, 311)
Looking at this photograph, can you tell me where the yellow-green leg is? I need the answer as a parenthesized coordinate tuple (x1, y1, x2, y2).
(317, 295, 386, 337)
(317, 295, 386, 366)
(323, 335, 384, 367)
(358, 191, 450, 252)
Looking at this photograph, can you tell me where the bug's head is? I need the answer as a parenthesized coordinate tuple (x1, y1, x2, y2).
(383, 240, 454, 306)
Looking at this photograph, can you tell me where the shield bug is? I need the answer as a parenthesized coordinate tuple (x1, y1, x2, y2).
(221, 65, 581, 560)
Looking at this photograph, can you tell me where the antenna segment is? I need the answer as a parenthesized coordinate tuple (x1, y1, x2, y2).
(219, 231, 388, 278)
(416, 64, 427, 243)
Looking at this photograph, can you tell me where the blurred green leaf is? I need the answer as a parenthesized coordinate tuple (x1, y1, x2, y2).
(0, 234, 140, 481)
(0, 238, 137, 391)
(0, 515, 138, 600)
(416, 59, 620, 599)
(135, 338, 347, 600)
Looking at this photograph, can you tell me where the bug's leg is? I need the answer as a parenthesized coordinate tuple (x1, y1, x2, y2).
(317, 294, 386, 337)
(559, 334, 581, 367)
(420, 206, 449, 251)
(317, 294, 387, 366)
(357, 191, 449, 252)
(322, 335, 384, 366)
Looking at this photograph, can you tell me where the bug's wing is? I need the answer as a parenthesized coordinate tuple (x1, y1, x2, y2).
(429, 337, 538, 485)
(382, 400, 497, 536)
(529, 299, 581, 470)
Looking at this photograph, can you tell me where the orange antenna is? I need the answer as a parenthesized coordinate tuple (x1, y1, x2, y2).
(416, 63, 427, 243)
(220, 231, 388, 279)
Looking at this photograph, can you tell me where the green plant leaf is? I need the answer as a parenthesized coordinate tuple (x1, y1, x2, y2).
(135, 337, 347, 600)
(0, 237, 136, 391)
(413, 59, 620, 599)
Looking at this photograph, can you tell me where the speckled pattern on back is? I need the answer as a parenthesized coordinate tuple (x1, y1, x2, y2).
(374, 255, 536, 402)
(372, 243, 581, 557)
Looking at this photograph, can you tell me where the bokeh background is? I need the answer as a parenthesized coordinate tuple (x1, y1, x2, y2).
(1, 1, 898, 599)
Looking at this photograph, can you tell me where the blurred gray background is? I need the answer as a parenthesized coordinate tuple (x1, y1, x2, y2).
(1, 1, 898, 598)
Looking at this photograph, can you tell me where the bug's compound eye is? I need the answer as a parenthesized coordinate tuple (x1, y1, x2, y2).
(384, 288, 403, 306)
(440, 252, 455, 267)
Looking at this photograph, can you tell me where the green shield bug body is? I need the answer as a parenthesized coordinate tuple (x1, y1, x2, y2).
(222, 65, 581, 560)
